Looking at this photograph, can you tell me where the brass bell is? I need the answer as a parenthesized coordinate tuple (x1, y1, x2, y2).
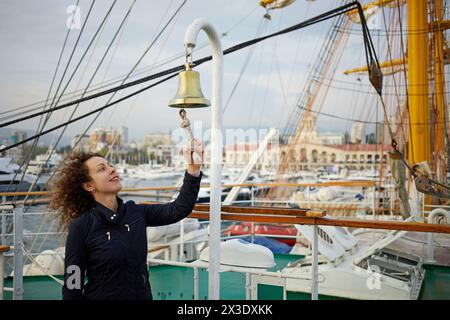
(169, 64, 210, 108)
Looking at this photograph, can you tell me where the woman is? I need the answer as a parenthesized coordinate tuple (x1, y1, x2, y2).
(50, 140, 203, 300)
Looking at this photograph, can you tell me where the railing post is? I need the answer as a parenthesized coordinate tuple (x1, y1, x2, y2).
(311, 224, 319, 300)
(426, 208, 450, 263)
(0, 251, 3, 300)
(245, 273, 251, 299)
(251, 186, 254, 207)
(390, 184, 394, 218)
(307, 187, 311, 209)
(372, 185, 377, 243)
(193, 267, 199, 300)
(251, 186, 255, 243)
(372, 185, 376, 219)
(1, 204, 6, 246)
(13, 206, 23, 300)
(0, 246, 9, 300)
(179, 219, 185, 261)
(251, 221, 255, 244)
(427, 232, 435, 263)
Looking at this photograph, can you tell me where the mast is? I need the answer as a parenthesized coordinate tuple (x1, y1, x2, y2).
(432, 0, 447, 183)
(406, 0, 430, 167)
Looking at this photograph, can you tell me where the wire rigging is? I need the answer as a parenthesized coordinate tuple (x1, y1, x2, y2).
(0, 1, 392, 157)
(0, 1, 360, 135)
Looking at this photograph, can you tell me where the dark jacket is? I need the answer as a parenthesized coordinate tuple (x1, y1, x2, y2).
(62, 170, 202, 300)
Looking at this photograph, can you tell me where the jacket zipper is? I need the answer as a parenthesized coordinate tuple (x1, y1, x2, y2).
(124, 224, 130, 232)
(106, 231, 111, 240)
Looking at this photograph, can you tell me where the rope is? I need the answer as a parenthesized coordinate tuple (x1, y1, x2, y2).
(67, 0, 188, 154)
(104, 0, 179, 159)
(25, 0, 189, 201)
(0, 1, 360, 133)
(0, 4, 277, 121)
(395, 0, 415, 165)
(298, 105, 450, 126)
(4, 0, 98, 200)
(8, 1, 117, 206)
(22, 247, 64, 286)
(178, 109, 196, 163)
(0, 73, 178, 154)
(21, 0, 137, 197)
(222, 16, 266, 115)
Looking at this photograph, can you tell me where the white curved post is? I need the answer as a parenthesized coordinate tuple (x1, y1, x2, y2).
(184, 18, 223, 300)
(427, 208, 450, 263)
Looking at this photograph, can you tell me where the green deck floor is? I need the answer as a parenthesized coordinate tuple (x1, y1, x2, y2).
(3, 255, 450, 300)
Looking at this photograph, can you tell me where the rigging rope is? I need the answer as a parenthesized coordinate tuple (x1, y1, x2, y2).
(21, 1, 137, 207)
(24, 0, 190, 203)
(0, 1, 360, 144)
(4, 0, 98, 199)
(68, 0, 188, 155)
(299, 105, 450, 126)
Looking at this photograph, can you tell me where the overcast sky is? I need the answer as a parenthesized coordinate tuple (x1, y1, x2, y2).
(0, 0, 394, 145)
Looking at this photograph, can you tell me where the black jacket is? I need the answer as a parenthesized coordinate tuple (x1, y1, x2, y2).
(62, 170, 202, 300)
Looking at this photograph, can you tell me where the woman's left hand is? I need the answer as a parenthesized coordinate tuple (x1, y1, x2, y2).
(184, 139, 203, 177)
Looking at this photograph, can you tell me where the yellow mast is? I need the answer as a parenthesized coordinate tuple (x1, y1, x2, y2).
(407, 0, 430, 167)
(433, 0, 446, 182)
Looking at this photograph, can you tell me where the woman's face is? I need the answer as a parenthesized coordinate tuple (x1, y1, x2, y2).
(83, 156, 122, 194)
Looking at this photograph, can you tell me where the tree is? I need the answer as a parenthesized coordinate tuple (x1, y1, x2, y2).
(149, 152, 156, 166)
(20, 144, 49, 162)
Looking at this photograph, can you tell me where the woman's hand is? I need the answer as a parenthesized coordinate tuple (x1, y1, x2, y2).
(183, 139, 203, 177)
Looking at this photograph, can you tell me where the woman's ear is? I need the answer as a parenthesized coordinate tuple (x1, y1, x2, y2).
(82, 182, 96, 193)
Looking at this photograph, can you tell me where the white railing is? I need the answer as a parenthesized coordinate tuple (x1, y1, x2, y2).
(148, 258, 325, 300)
(2, 184, 448, 301)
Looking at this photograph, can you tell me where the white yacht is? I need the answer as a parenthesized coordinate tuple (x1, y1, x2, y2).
(0, 157, 41, 194)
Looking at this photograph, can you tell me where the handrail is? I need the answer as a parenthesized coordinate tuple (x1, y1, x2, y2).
(0, 246, 10, 253)
(184, 205, 450, 234)
(0, 180, 381, 197)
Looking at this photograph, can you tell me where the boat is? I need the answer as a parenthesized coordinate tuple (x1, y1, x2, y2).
(224, 222, 298, 246)
(25, 153, 62, 176)
(127, 164, 185, 180)
(0, 157, 42, 196)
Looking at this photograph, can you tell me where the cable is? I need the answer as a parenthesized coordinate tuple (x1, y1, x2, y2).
(44, 0, 117, 120)
(0, 3, 292, 119)
(20, 0, 138, 206)
(0, 1, 359, 131)
(68, 0, 188, 154)
(26, 0, 185, 205)
(312, 77, 450, 96)
(0, 74, 178, 153)
(3, 0, 389, 173)
(5, 0, 97, 199)
(222, 16, 266, 115)
(7, 0, 114, 201)
(41, 0, 98, 129)
(46, 0, 136, 153)
(103, 0, 180, 158)
(22, 246, 64, 286)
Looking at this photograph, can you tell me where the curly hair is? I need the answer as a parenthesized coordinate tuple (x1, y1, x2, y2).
(49, 152, 103, 230)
